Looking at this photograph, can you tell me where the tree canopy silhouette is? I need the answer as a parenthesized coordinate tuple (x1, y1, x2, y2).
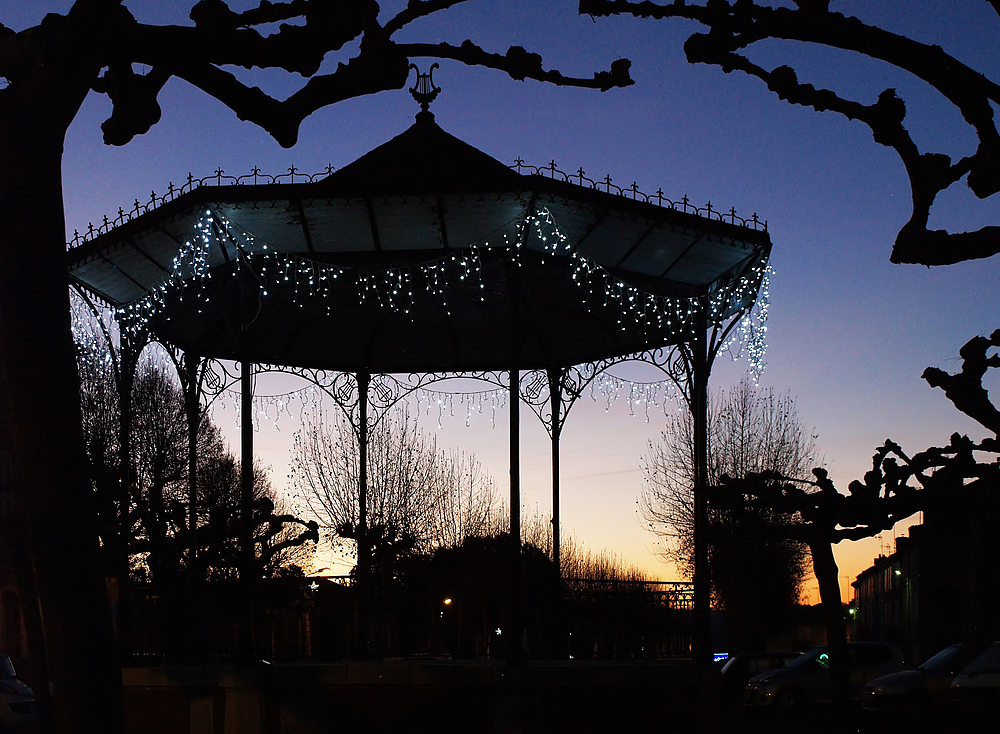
(580, 0, 1000, 266)
(0, 3, 631, 731)
(290, 405, 502, 570)
(709, 330, 1000, 705)
(641, 376, 817, 651)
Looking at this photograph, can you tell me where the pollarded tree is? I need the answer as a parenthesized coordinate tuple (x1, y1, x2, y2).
(194, 449, 317, 581)
(0, 4, 630, 729)
(710, 329, 1000, 705)
(641, 376, 818, 650)
(581, 0, 1000, 266)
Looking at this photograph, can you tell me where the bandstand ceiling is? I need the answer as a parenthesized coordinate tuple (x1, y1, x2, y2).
(67, 112, 771, 373)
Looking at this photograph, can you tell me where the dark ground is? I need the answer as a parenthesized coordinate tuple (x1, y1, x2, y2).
(712, 702, 966, 734)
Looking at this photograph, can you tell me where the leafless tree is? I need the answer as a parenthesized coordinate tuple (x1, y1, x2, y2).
(519, 507, 650, 581)
(427, 448, 504, 549)
(642, 376, 818, 572)
(290, 405, 501, 564)
(194, 448, 317, 580)
(0, 4, 629, 727)
(76, 329, 316, 583)
(641, 376, 817, 649)
(581, 0, 1000, 266)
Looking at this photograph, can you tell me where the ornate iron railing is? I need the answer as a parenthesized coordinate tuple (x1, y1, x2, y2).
(512, 158, 767, 231)
(66, 165, 336, 249)
(67, 155, 767, 251)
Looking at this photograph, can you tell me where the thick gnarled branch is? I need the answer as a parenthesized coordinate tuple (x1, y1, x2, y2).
(580, 0, 1000, 266)
(400, 40, 632, 91)
(84, 2, 631, 148)
(922, 329, 1000, 435)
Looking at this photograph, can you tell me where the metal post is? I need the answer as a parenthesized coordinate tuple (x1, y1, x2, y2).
(508, 367, 524, 664)
(509, 368, 520, 545)
(240, 360, 254, 577)
(691, 306, 711, 665)
(357, 372, 370, 582)
(357, 371, 371, 657)
(547, 368, 563, 574)
(185, 354, 199, 556)
(237, 359, 256, 663)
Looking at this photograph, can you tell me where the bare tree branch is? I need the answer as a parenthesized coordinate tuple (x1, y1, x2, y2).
(385, 0, 472, 36)
(922, 329, 1000, 435)
(580, 0, 1000, 266)
(87, 4, 630, 148)
(400, 40, 633, 90)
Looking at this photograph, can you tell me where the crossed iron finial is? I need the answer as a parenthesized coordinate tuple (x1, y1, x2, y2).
(409, 63, 441, 113)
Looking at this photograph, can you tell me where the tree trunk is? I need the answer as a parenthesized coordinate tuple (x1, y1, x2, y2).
(0, 92, 124, 732)
(809, 538, 850, 707)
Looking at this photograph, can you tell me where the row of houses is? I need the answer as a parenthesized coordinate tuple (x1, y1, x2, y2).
(851, 482, 1000, 665)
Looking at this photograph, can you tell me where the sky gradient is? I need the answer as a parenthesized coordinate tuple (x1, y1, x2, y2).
(8, 1, 998, 602)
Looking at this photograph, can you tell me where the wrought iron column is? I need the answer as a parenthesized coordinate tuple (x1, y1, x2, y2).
(509, 368, 520, 549)
(184, 353, 200, 555)
(357, 371, 371, 657)
(691, 305, 711, 665)
(508, 367, 524, 664)
(547, 368, 563, 573)
(240, 359, 254, 578)
(357, 371, 371, 584)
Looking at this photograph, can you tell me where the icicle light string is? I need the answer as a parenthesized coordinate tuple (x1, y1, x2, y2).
(215, 383, 329, 433)
(209, 376, 511, 433)
(414, 386, 509, 429)
(590, 372, 681, 422)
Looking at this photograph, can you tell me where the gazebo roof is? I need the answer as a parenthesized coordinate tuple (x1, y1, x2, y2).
(67, 112, 771, 373)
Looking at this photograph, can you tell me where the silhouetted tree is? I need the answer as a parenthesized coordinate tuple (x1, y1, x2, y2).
(581, 0, 1000, 266)
(77, 343, 317, 583)
(520, 508, 651, 581)
(0, 4, 630, 728)
(641, 377, 816, 650)
(396, 533, 562, 659)
(290, 406, 501, 574)
(193, 451, 317, 580)
(710, 329, 1000, 705)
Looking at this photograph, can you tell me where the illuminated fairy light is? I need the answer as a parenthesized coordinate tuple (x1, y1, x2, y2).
(590, 371, 681, 422)
(205, 371, 512, 436)
(213, 382, 332, 433)
(111, 208, 765, 359)
(717, 264, 771, 381)
(94, 203, 769, 427)
(73, 206, 769, 442)
(413, 385, 509, 429)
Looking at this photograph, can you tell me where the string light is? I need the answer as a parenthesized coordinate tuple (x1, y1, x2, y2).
(77, 194, 769, 435)
(110, 206, 767, 376)
(590, 372, 680, 422)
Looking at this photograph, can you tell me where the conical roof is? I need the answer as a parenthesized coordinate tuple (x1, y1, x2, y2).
(319, 111, 523, 196)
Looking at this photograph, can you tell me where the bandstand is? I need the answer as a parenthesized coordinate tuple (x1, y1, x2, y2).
(67, 72, 771, 662)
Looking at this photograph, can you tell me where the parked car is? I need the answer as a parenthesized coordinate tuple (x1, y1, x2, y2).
(863, 643, 972, 718)
(950, 641, 1000, 718)
(0, 654, 36, 730)
(744, 642, 906, 710)
(719, 652, 801, 707)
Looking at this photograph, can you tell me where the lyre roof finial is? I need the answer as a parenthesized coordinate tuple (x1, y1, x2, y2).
(409, 63, 441, 122)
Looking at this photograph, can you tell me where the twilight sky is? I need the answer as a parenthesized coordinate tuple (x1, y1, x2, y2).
(7, 1, 998, 602)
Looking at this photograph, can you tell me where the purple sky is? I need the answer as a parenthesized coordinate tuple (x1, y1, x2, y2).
(8, 1, 998, 600)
